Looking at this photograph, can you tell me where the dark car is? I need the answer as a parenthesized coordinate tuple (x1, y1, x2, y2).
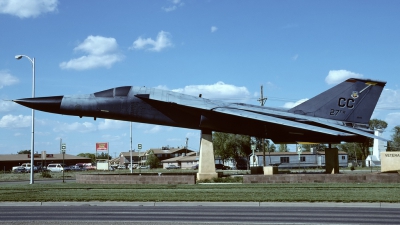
(215, 164, 230, 170)
(69, 165, 85, 171)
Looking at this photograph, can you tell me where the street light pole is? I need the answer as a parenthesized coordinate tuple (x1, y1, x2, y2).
(15, 55, 35, 185)
(62, 148, 65, 183)
(130, 122, 133, 173)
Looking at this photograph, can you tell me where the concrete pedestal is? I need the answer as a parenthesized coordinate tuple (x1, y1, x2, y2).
(197, 131, 218, 180)
(325, 148, 339, 174)
(263, 166, 278, 175)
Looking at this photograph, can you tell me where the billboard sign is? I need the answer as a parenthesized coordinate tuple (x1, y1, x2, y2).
(96, 142, 108, 151)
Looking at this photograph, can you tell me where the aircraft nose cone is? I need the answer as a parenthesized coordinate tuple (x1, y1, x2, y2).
(13, 96, 63, 113)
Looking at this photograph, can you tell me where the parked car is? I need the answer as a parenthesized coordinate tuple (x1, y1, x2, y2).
(12, 163, 38, 173)
(13, 166, 26, 173)
(139, 165, 149, 169)
(127, 164, 137, 169)
(117, 165, 126, 169)
(46, 163, 64, 172)
(165, 165, 180, 169)
(69, 165, 85, 171)
(215, 164, 230, 170)
(191, 164, 198, 170)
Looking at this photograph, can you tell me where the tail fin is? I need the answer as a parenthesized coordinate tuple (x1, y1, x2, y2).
(288, 78, 386, 125)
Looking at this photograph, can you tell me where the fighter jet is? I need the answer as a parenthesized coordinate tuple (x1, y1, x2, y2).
(13, 78, 387, 144)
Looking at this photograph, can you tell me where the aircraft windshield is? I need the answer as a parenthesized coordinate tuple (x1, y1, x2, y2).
(94, 88, 113, 97)
(115, 86, 131, 96)
(94, 86, 131, 97)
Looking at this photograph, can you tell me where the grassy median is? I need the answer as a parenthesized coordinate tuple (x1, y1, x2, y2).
(0, 182, 399, 203)
(1, 169, 399, 203)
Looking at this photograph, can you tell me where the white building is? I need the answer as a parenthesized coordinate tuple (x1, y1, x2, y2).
(365, 129, 387, 167)
(249, 150, 348, 168)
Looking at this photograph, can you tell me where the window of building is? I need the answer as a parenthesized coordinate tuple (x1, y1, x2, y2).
(280, 157, 289, 163)
(342, 156, 346, 160)
(300, 156, 306, 162)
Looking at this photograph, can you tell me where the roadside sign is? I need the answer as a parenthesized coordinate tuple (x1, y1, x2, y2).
(61, 143, 66, 150)
(138, 143, 142, 150)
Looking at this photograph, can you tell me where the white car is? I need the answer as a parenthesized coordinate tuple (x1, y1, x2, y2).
(117, 165, 126, 169)
(165, 165, 180, 169)
(47, 164, 64, 172)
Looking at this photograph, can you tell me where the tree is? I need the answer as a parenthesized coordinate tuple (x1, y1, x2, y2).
(254, 138, 276, 153)
(369, 119, 388, 130)
(213, 132, 252, 167)
(299, 144, 327, 152)
(213, 132, 232, 164)
(278, 144, 289, 152)
(355, 119, 389, 160)
(390, 125, 400, 151)
(77, 153, 96, 164)
(334, 142, 363, 161)
(145, 150, 160, 169)
(17, 150, 31, 154)
(97, 152, 111, 160)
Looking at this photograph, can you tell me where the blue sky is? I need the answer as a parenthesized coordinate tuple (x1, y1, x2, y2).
(1, 0, 400, 156)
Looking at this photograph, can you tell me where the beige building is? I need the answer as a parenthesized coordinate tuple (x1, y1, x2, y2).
(161, 152, 198, 169)
(0, 154, 91, 171)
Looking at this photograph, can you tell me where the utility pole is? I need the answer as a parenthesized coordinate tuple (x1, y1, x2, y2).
(185, 137, 188, 155)
(258, 85, 268, 166)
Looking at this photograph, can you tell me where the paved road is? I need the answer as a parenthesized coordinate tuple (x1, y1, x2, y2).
(1, 202, 400, 224)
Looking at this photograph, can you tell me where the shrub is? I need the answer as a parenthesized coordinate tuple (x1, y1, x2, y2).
(41, 171, 52, 178)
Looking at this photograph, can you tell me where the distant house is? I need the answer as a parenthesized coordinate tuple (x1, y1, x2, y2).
(161, 152, 198, 169)
(119, 146, 194, 168)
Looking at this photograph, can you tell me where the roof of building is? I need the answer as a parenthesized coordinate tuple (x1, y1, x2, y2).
(120, 152, 144, 157)
(145, 147, 194, 155)
(161, 152, 198, 163)
(120, 147, 194, 157)
(0, 154, 90, 161)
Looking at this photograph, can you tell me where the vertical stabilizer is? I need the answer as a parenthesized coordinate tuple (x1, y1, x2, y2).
(288, 78, 386, 124)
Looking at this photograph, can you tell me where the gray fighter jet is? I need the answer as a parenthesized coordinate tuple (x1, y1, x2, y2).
(13, 78, 387, 143)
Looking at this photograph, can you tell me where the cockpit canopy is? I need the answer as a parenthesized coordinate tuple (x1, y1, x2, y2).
(94, 86, 131, 97)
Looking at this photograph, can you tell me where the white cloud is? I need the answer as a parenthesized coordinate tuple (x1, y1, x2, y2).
(0, 100, 16, 112)
(0, 70, 19, 88)
(98, 119, 127, 130)
(283, 98, 308, 108)
(292, 54, 299, 61)
(385, 112, 400, 129)
(53, 121, 96, 133)
(0, 0, 58, 18)
(60, 35, 123, 70)
(376, 88, 400, 110)
(172, 81, 250, 101)
(325, 70, 363, 85)
(0, 114, 31, 128)
(101, 134, 121, 141)
(130, 31, 173, 52)
(162, 0, 184, 12)
(211, 26, 218, 33)
(145, 125, 162, 134)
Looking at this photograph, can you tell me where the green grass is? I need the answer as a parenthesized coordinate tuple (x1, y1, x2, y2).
(0, 182, 399, 203)
(1, 170, 399, 203)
